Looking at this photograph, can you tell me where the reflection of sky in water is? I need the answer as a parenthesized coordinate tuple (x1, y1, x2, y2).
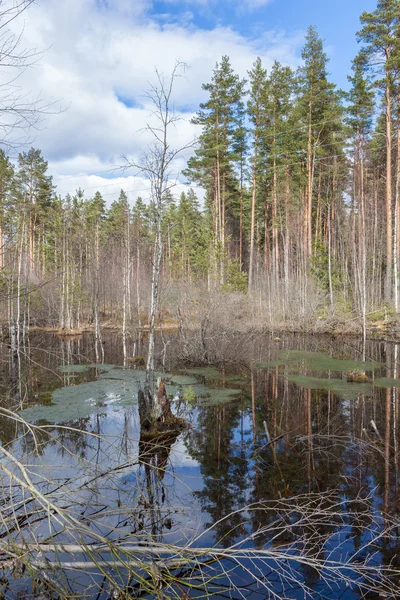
(1, 404, 206, 549)
(1, 333, 400, 598)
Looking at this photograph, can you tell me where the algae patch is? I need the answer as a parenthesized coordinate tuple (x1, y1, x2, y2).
(58, 364, 92, 374)
(374, 377, 400, 388)
(256, 350, 381, 373)
(20, 366, 148, 423)
(286, 374, 373, 400)
(181, 367, 244, 384)
(19, 364, 244, 424)
(198, 388, 242, 405)
(170, 375, 199, 386)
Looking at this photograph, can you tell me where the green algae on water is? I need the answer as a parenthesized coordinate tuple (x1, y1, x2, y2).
(181, 367, 244, 384)
(58, 364, 92, 374)
(198, 388, 242, 405)
(256, 350, 381, 373)
(286, 374, 373, 400)
(170, 375, 200, 386)
(19, 366, 147, 423)
(19, 364, 244, 424)
(374, 377, 400, 388)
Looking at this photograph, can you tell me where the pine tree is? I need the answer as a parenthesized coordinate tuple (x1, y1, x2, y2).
(106, 190, 129, 242)
(267, 62, 295, 282)
(185, 56, 245, 284)
(247, 57, 268, 289)
(174, 189, 206, 279)
(296, 26, 337, 260)
(16, 148, 54, 273)
(357, 0, 400, 301)
(347, 57, 375, 334)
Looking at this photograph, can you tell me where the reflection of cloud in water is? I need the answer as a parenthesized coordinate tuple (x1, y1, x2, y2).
(170, 437, 199, 468)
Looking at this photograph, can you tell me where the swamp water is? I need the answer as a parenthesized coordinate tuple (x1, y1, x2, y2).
(1, 331, 400, 598)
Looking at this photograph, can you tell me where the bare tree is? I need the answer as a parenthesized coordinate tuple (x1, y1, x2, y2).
(123, 63, 192, 383)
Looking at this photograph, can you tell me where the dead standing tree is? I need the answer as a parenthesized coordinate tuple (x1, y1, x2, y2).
(124, 62, 192, 430)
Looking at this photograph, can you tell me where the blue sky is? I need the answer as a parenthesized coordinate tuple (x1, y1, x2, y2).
(11, 0, 379, 201)
(150, 0, 377, 90)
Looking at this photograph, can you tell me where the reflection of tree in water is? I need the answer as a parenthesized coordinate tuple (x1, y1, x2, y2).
(57, 418, 91, 459)
(16, 417, 91, 460)
(251, 373, 347, 502)
(244, 360, 400, 597)
(135, 433, 179, 540)
(187, 403, 248, 547)
(246, 371, 357, 596)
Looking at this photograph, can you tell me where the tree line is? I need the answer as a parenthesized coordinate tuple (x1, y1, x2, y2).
(1, 0, 400, 339)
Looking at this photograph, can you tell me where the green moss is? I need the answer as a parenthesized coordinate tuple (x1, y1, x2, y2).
(347, 371, 370, 383)
(368, 307, 395, 322)
(182, 386, 196, 404)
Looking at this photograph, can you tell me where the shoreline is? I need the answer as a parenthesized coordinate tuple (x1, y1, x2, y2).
(2, 317, 398, 344)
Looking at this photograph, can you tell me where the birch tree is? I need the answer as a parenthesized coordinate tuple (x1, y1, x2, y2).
(124, 62, 191, 384)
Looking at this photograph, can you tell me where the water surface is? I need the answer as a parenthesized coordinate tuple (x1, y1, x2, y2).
(1, 331, 400, 598)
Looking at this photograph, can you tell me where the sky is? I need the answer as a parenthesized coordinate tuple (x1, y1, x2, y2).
(5, 0, 378, 206)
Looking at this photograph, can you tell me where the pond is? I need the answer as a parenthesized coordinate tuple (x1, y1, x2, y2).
(1, 330, 400, 599)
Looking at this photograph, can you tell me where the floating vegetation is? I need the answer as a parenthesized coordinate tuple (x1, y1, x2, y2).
(20, 379, 137, 422)
(198, 388, 242, 405)
(181, 367, 222, 378)
(19, 364, 245, 423)
(255, 351, 400, 400)
(181, 367, 244, 384)
(182, 385, 196, 404)
(170, 375, 199, 386)
(19, 366, 151, 423)
(256, 350, 381, 373)
(373, 377, 400, 388)
(58, 364, 92, 373)
(286, 374, 373, 400)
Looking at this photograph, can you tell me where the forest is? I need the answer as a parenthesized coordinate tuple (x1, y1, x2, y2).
(2, 4, 400, 347)
(3, 1, 400, 599)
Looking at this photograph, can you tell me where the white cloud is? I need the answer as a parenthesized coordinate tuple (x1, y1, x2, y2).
(162, 0, 273, 12)
(50, 155, 204, 205)
(2, 0, 303, 205)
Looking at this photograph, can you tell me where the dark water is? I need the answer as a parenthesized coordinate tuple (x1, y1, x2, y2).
(1, 331, 400, 599)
